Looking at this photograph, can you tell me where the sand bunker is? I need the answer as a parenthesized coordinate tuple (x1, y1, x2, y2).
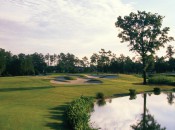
(85, 79, 102, 84)
(50, 74, 117, 85)
(50, 76, 102, 85)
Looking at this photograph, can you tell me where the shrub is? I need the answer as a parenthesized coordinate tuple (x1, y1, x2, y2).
(65, 96, 94, 130)
(64, 76, 77, 80)
(148, 75, 175, 85)
(173, 88, 175, 92)
(154, 87, 161, 95)
(129, 89, 136, 100)
(96, 92, 104, 99)
(129, 89, 136, 96)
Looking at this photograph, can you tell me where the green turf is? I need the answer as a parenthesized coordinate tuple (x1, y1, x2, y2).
(0, 74, 174, 130)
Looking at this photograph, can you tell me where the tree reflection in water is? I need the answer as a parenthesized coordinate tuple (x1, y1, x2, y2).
(97, 99, 106, 106)
(167, 92, 175, 105)
(131, 93, 166, 130)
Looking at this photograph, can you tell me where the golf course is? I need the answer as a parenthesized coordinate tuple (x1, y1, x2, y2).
(1, 2, 175, 129)
(0, 74, 174, 130)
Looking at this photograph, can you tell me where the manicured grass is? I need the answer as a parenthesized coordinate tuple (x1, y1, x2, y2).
(0, 74, 174, 130)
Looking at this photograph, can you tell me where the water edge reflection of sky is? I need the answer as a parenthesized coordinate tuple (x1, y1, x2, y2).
(90, 92, 175, 130)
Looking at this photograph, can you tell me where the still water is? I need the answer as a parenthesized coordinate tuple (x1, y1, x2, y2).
(90, 92, 175, 130)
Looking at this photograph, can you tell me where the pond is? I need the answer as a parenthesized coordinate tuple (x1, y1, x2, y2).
(90, 92, 175, 130)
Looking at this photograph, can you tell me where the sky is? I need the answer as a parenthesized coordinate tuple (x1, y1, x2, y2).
(0, 0, 175, 58)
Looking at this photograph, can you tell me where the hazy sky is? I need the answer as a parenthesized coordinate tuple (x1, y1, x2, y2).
(0, 0, 175, 58)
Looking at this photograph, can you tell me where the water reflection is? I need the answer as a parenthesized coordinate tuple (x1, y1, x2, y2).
(131, 93, 166, 130)
(97, 99, 106, 106)
(129, 94, 137, 100)
(167, 93, 175, 105)
(90, 92, 175, 130)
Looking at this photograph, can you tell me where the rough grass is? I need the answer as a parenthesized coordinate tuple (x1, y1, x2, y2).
(148, 75, 175, 85)
(0, 74, 174, 130)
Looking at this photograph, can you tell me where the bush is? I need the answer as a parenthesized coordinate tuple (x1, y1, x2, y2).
(154, 87, 161, 92)
(173, 88, 175, 92)
(96, 92, 104, 99)
(64, 76, 77, 80)
(65, 96, 94, 130)
(148, 75, 175, 85)
(129, 89, 136, 95)
(129, 89, 136, 100)
(154, 87, 161, 95)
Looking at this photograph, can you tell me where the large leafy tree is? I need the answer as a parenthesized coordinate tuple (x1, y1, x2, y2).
(57, 53, 77, 73)
(115, 11, 174, 84)
(31, 53, 46, 75)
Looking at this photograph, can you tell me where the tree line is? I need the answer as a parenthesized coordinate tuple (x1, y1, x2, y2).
(0, 46, 174, 76)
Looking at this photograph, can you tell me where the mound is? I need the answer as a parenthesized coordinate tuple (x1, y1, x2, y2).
(85, 79, 102, 84)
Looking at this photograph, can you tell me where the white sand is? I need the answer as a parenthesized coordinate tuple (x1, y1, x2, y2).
(50, 77, 101, 85)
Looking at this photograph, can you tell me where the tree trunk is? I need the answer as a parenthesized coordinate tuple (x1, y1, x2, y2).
(143, 70, 147, 85)
(142, 56, 147, 85)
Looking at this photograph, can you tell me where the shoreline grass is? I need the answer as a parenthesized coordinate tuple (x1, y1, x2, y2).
(148, 75, 175, 85)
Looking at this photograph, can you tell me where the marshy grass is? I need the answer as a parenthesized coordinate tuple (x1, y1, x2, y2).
(148, 75, 175, 85)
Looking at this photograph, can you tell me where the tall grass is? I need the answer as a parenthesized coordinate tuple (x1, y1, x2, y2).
(65, 96, 94, 130)
(148, 75, 175, 85)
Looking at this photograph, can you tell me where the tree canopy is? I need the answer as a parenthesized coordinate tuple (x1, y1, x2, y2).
(115, 11, 174, 84)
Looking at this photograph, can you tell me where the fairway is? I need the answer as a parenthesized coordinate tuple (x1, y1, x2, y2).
(0, 74, 174, 130)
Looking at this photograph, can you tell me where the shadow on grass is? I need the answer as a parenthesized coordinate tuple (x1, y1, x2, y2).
(132, 82, 144, 85)
(113, 93, 129, 98)
(45, 104, 71, 130)
(0, 86, 53, 92)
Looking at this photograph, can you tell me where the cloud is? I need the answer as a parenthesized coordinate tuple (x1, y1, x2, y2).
(0, 0, 134, 57)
